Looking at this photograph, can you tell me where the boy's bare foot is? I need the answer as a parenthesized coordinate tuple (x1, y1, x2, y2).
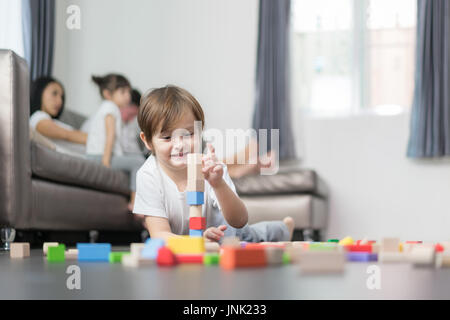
(283, 216, 295, 241)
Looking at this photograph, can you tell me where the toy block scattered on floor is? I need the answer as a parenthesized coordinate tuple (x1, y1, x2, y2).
(189, 217, 206, 230)
(435, 244, 444, 253)
(109, 252, 129, 263)
(189, 205, 202, 218)
(130, 243, 145, 257)
(220, 247, 266, 270)
(187, 179, 205, 192)
(187, 191, 204, 205)
(189, 229, 203, 237)
(409, 246, 435, 267)
(47, 244, 66, 263)
(282, 252, 291, 264)
(299, 251, 345, 274)
(204, 253, 220, 265)
(435, 252, 450, 268)
(378, 251, 406, 263)
(339, 236, 353, 246)
(176, 254, 204, 264)
(380, 238, 400, 252)
(327, 239, 339, 243)
(344, 244, 372, 253)
(10, 243, 30, 259)
(77, 243, 111, 262)
(121, 254, 155, 267)
(221, 237, 240, 248)
(141, 238, 165, 260)
(187, 153, 203, 180)
(347, 252, 378, 262)
(167, 236, 204, 254)
(265, 247, 284, 265)
(205, 241, 220, 253)
(157, 247, 177, 267)
(43, 242, 59, 256)
(309, 242, 338, 251)
(65, 249, 78, 260)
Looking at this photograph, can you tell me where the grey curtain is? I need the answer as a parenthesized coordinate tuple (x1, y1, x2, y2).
(29, 0, 55, 81)
(252, 0, 296, 160)
(407, 0, 450, 158)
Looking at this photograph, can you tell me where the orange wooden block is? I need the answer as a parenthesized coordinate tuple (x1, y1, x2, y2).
(220, 247, 266, 270)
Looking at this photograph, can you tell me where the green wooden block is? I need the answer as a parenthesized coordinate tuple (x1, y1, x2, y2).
(203, 253, 219, 265)
(328, 239, 339, 243)
(47, 244, 66, 263)
(109, 252, 129, 263)
(282, 252, 290, 265)
(309, 242, 337, 251)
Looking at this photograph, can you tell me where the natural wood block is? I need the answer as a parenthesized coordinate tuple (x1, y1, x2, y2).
(380, 238, 400, 252)
(265, 247, 284, 265)
(221, 237, 241, 248)
(121, 254, 155, 267)
(65, 250, 78, 260)
(299, 251, 345, 273)
(187, 153, 203, 181)
(285, 246, 303, 263)
(378, 251, 406, 263)
(10, 243, 30, 259)
(205, 241, 220, 253)
(187, 179, 204, 192)
(409, 246, 435, 266)
(189, 205, 202, 218)
(43, 242, 59, 256)
(130, 243, 145, 257)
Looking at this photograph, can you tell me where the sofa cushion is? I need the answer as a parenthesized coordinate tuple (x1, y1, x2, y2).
(31, 141, 130, 196)
(232, 167, 328, 198)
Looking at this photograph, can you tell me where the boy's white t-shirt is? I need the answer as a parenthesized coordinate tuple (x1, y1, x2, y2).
(133, 155, 238, 236)
(86, 100, 123, 156)
(29, 110, 86, 158)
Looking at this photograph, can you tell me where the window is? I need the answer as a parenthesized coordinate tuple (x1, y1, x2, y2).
(0, 0, 25, 58)
(291, 0, 417, 116)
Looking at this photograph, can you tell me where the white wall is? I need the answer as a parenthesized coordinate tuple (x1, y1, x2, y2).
(54, 0, 258, 133)
(299, 110, 450, 242)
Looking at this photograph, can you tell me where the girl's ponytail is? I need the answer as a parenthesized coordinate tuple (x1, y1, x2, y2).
(91, 74, 130, 98)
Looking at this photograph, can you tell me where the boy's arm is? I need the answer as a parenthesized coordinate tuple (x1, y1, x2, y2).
(144, 216, 182, 242)
(212, 179, 248, 229)
(103, 114, 115, 167)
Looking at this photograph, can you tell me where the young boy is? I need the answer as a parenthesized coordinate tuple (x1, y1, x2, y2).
(133, 85, 294, 243)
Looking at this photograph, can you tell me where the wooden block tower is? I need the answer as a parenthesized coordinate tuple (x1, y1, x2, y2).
(187, 153, 205, 237)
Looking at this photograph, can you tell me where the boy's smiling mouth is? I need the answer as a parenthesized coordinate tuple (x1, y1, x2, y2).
(170, 151, 189, 159)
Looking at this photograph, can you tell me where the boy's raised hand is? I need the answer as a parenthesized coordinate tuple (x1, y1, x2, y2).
(203, 225, 227, 242)
(202, 143, 224, 188)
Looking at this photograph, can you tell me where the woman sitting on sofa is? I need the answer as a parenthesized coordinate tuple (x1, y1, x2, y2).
(29, 77, 87, 156)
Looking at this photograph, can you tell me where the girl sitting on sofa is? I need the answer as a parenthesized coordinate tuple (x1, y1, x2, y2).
(29, 77, 87, 156)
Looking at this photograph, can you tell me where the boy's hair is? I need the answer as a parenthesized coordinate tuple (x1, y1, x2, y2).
(138, 85, 205, 142)
(131, 88, 141, 107)
(91, 73, 130, 98)
(30, 77, 65, 119)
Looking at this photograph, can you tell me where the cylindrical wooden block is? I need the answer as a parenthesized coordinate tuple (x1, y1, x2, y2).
(187, 179, 205, 192)
(188, 153, 203, 181)
(189, 205, 202, 217)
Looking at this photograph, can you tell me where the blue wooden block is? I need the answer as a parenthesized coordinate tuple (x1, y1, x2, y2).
(347, 252, 378, 262)
(141, 238, 165, 259)
(77, 243, 111, 262)
(189, 229, 203, 237)
(187, 191, 204, 205)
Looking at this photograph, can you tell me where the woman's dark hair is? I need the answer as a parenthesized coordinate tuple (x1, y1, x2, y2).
(91, 74, 131, 98)
(131, 88, 141, 107)
(30, 77, 65, 119)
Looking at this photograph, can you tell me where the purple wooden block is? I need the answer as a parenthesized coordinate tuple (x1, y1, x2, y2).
(347, 252, 378, 262)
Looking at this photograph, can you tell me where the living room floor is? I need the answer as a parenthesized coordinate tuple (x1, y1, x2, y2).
(1, 249, 450, 299)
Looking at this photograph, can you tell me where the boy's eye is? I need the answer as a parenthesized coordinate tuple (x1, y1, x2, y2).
(162, 136, 171, 140)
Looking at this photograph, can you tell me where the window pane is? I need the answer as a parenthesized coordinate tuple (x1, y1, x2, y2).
(365, 0, 417, 109)
(292, 0, 353, 115)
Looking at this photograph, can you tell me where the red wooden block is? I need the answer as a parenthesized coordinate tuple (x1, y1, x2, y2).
(176, 254, 204, 264)
(220, 247, 266, 270)
(156, 247, 177, 267)
(344, 244, 372, 253)
(189, 217, 206, 230)
(406, 241, 422, 244)
(435, 243, 444, 252)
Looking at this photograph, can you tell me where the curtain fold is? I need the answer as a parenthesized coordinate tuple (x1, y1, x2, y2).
(253, 0, 296, 161)
(29, 0, 55, 81)
(407, 0, 450, 158)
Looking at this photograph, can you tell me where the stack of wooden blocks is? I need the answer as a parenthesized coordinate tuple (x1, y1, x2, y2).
(187, 153, 205, 237)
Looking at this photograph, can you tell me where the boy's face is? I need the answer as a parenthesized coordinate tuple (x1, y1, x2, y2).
(144, 109, 198, 172)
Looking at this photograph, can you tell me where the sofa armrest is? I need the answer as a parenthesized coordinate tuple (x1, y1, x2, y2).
(0, 50, 32, 227)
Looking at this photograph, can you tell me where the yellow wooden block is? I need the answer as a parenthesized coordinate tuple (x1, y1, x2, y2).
(167, 236, 205, 254)
(339, 236, 353, 246)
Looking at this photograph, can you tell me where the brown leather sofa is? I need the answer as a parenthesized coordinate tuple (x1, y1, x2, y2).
(0, 49, 328, 244)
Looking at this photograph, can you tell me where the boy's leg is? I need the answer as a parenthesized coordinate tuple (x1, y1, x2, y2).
(235, 221, 290, 243)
